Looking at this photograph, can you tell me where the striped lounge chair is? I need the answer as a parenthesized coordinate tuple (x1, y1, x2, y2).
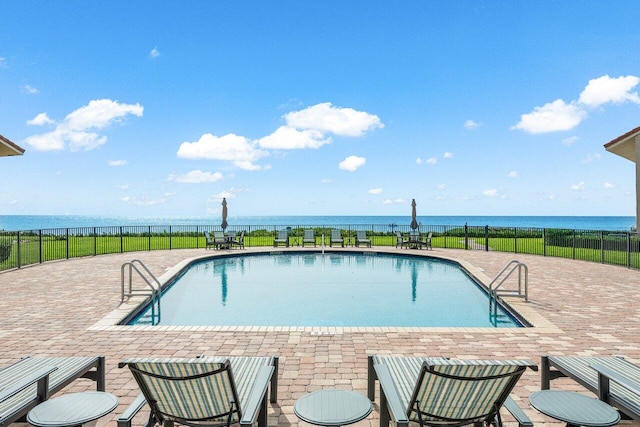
(0, 356, 106, 427)
(367, 356, 536, 427)
(118, 356, 278, 427)
(541, 355, 640, 421)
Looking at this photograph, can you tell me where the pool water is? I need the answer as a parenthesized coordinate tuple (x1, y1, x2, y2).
(128, 252, 521, 327)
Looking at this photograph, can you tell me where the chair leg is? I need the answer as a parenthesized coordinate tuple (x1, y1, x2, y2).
(257, 394, 268, 427)
(379, 386, 390, 427)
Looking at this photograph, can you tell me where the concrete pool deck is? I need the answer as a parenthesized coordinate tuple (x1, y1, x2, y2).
(1, 246, 639, 427)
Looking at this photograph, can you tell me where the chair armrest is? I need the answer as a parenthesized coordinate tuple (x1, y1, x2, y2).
(591, 364, 640, 396)
(0, 366, 57, 403)
(503, 396, 533, 427)
(373, 364, 410, 425)
(117, 393, 148, 427)
(240, 366, 275, 426)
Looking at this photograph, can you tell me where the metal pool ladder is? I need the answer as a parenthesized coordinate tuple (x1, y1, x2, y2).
(489, 260, 528, 304)
(121, 259, 161, 323)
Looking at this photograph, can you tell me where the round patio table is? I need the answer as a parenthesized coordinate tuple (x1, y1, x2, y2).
(294, 389, 372, 426)
(27, 391, 119, 427)
(529, 390, 620, 427)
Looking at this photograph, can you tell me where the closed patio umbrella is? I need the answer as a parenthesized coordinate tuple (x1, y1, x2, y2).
(410, 199, 419, 230)
(221, 198, 228, 231)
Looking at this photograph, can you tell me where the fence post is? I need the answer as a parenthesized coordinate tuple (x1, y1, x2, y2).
(38, 229, 42, 264)
(66, 228, 70, 259)
(600, 231, 604, 264)
(514, 227, 518, 254)
(148, 226, 151, 251)
(120, 227, 124, 253)
(17, 231, 21, 268)
(464, 224, 469, 250)
(543, 228, 546, 257)
(484, 226, 489, 251)
(572, 229, 576, 260)
(169, 226, 172, 250)
(93, 227, 97, 256)
(628, 232, 632, 268)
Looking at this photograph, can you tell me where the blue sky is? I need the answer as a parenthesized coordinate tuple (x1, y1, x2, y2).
(2, 1, 640, 218)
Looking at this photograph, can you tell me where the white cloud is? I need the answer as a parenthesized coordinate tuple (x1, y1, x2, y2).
(167, 169, 224, 183)
(426, 157, 437, 165)
(26, 113, 54, 126)
(339, 155, 366, 172)
(284, 102, 383, 136)
(24, 99, 143, 151)
(149, 47, 160, 58)
(437, 184, 446, 190)
(177, 133, 269, 170)
(0, 57, 6, 68)
(464, 119, 482, 130)
(210, 190, 236, 203)
(513, 75, 640, 134)
(508, 171, 518, 178)
(443, 152, 454, 159)
(416, 157, 423, 164)
(108, 160, 128, 166)
(321, 178, 334, 184)
(570, 181, 586, 191)
(120, 194, 168, 206)
(483, 189, 498, 197)
(562, 136, 579, 146)
(578, 75, 640, 108)
(382, 198, 405, 205)
(603, 182, 615, 189)
(22, 84, 39, 94)
(512, 99, 587, 134)
(118, 184, 130, 190)
(368, 187, 383, 194)
(582, 153, 601, 163)
(257, 126, 330, 149)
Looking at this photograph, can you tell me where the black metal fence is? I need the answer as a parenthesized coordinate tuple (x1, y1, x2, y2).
(1, 224, 639, 271)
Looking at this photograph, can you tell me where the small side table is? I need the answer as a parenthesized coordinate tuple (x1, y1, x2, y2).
(294, 389, 372, 426)
(27, 391, 119, 427)
(529, 390, 620, 427)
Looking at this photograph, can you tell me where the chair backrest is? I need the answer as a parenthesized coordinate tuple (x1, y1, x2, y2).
(204, 231, 212, 242)
(357, 230, 367, 239)
(408, 360, 529, 426)
(124, 359, 242, 427)
(214, 231, 225, 241)
(396, 231, 404, 243)
(277, 230, 288, 239)
(304, 229, 314, 239)
(331, 229, 341, 239)
(237, 231, 245, 241)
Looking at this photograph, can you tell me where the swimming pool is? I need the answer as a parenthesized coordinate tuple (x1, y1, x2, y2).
(127, 252, 522, 328)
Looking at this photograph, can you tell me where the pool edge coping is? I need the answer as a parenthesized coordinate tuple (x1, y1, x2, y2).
(89, 247, 562, 334)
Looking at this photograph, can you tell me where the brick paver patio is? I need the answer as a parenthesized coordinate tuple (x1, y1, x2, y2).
(1, 247, 639, 427)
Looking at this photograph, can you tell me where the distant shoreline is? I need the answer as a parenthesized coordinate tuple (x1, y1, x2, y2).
(0, 214, 635, 231)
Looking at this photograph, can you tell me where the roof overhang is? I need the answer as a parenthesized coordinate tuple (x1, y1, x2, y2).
(604, 126, 640, 163)
(0, 134, 25, 157)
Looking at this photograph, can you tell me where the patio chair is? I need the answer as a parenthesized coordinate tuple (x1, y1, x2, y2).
(367, 355, 536, 427)
(330, 229, 344, 247)
(0, 356, 106, 427)
(273, 230, 289, 247)
(425, 232, 433, 250)
(302, 229, 316, 247)
(541, 355, 640, 421)
(396, 231, 409, 249)
(118, 356, 278, 427)
(207, 231, 228, 250)
(231, 231, 245, 249)
(355, 230, 371, 247)
(204, 231, 216, 249)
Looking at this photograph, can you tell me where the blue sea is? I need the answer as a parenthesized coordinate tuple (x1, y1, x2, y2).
(0, 215, 635, 232)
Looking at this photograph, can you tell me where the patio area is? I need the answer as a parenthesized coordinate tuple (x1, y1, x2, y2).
(1, 247, 639, 427)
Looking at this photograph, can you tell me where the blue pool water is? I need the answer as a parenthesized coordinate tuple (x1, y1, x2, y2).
(128, 252, 522, 328)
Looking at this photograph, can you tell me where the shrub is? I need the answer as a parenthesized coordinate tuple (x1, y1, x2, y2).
(0, 242, 11, 262)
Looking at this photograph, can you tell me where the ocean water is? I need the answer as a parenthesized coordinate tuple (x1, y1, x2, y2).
(0, 214, 635, 231)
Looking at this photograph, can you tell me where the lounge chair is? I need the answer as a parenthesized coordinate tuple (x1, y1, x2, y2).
(0, 356, 106, 427)
(302, 229, 316, 247)
(541, 355, 640, 421)
(231, 230, 245, 249)
(396, 231, 409, 249)
(273, 230, 289, 247)
(355, 230, 371, 247)
(118, 356, 278, 427)
(329, 229, 344, 247)
(367, 355, 536, 427)
(424, 232, 433, 250)
(204, 231, 216, 249)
